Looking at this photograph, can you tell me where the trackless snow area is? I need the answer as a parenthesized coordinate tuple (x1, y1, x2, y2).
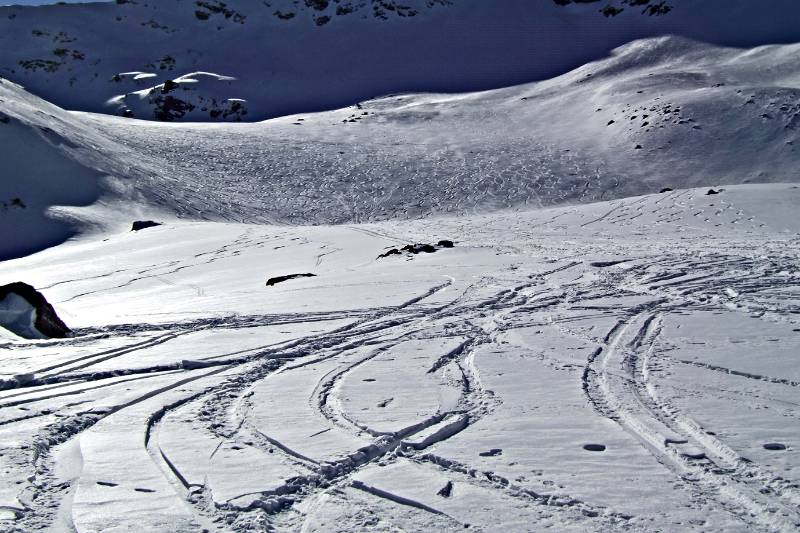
(1, 1, 800, 532)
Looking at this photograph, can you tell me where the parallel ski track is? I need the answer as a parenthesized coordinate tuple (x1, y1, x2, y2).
(5, 241, 800, 532)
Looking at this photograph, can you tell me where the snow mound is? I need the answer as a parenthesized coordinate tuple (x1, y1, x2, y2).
(107, 72, 247, 121)
(109, 71, 159, 89)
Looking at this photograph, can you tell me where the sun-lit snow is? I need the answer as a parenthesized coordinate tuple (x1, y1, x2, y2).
(1, 183, 799, 531)
(1, 1, 800, 532)
(2, 35, 799, 261)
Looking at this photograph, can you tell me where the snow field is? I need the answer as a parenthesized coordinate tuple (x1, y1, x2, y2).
(0, 184, 798, 531)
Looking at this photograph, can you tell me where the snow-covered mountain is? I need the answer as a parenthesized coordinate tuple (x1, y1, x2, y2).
(2, 0, 800, 121)
(2, 35, 799, 260)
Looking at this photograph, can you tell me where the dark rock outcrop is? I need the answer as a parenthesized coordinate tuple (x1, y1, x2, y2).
(437, 481, 453, 498)
(378, 240, 455, 259)
(403, 243, 436, 254)
(153, 94, 195, 121)
(583, 443, 607, 452)
(266, 273, 317, 286)
(378, 248, 402, 258)
(0, 282, 71, 338)
(131, 220, 162, 231)
(478, 448, 503, 457)
(161, 79, 179, 94)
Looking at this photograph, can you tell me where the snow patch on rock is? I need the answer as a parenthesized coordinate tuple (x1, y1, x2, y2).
(108, 71, 247, 121)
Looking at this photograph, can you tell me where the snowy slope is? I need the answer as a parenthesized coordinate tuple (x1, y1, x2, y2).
(2, 35, 799, 260)
(0, 78, 106, 260)
(0, 184, 799, 532)
(1, 0, 800, 121)
(0, 76, 192, 260)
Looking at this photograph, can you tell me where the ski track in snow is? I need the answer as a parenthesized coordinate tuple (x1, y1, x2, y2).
(0, 184, 799, 532)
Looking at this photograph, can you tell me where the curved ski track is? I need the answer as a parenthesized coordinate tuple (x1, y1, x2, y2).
(3, 231, 800, 532)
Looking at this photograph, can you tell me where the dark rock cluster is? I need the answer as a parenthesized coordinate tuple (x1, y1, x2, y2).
(378, 239, 454, 259)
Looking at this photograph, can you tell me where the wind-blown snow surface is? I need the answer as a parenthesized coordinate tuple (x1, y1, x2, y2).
(1, 184, 799, 532)
(2, 0, 800, 121)
(2, 36, 800, 259)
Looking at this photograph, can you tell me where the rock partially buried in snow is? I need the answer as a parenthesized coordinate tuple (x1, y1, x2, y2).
(131, 220, 162, 231)
(378, 240, 454, 259)
(266, 273, 317, 287)
(107, 72, 248, 122)
(478, 448, 503, 457)
(583, 444, 607, 452)
(0, 282, 71, 339)
(404, 243, 436, 254)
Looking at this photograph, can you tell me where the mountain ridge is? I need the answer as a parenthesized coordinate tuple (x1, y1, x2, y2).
(2, 0, 800, 121)
(1, 34, 798, 259)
